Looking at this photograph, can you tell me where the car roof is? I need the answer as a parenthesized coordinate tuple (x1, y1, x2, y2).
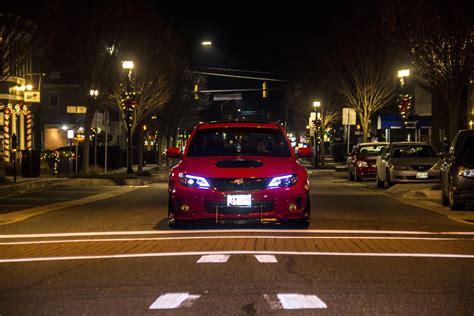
(458, 129, 474, 135)
(197, 121, 283, 130)
(389, 142, 431, 146)
(356, 142, 389, 147)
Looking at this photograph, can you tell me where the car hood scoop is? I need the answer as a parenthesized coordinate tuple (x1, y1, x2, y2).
(215, 159, 263, 168)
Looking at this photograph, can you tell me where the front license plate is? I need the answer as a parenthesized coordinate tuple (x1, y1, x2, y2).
(227, 194, 252, 206)
(416, 172, 428, 179)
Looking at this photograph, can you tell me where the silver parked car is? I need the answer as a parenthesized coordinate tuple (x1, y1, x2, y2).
(376, 142, 440, 188)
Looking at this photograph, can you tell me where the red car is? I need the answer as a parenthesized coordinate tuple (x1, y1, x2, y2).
(166, 121, 311, 227)
(347, 142, 388, 181)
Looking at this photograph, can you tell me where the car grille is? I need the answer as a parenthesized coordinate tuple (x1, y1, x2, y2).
(410, 165, 433, 171)
(205, 203, 274, 214)
(209, 178, 269, 191)
(406, 176, 438, 180)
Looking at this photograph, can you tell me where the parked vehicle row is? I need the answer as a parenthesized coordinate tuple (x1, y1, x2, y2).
(347, 130, 474, 210)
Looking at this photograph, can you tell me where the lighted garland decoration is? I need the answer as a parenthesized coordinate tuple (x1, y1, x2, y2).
(398, 93, 413, 125)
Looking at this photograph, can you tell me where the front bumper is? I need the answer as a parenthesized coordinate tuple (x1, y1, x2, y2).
(391, 169, 440, 183)
(169, 182, 309, 224)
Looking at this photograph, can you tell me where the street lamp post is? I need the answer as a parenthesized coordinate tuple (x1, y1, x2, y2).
(122, 61, 135, 174)
(313, 101, 321, 168)
(89, 89, 99, 170)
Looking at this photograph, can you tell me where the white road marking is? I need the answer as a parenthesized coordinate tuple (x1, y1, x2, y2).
(2, 229, 474, 239)
(276, 294, 327, 309)
(2, 250, 474, 264)
(149, 293, 200, 309)
(1, 235, 472, 246)
(197, 254, 230, 263)
(255, 255, 278, 263)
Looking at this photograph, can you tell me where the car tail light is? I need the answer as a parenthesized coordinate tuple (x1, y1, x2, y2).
(356, 161, 369, 168)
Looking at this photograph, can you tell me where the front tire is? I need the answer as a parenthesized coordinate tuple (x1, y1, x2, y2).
(383, 169, 392, 189)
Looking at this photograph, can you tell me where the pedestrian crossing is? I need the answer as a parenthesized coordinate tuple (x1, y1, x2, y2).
(149, 292, 327, 310)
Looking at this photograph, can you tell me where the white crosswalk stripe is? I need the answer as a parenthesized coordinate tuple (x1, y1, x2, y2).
(197, 254, 230, 263)
(254, 255, 278, 263)
(276, 294, 327, 309)
(149, 293, 200, 309)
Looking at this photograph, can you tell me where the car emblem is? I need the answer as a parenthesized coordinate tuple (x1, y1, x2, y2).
(232, 178, 245, 185)
(419, 166, 424, 171)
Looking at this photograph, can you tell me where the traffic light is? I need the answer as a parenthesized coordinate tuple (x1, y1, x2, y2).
(262, 81, 267, 98)
(193, 84, 199, 100)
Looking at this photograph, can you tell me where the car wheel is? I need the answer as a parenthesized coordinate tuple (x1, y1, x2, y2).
(376, 174, 384, 188)
(448, 181, 464, 210)
(383, 169, 392, 189)
(440, 182, 449, 206)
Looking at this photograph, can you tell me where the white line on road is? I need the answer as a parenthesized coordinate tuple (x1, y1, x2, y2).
(149, 293, 200, 309)
(2, 229, 474, 239)
(197, 254, 230, 263)
(2, 250, 474, 263)
(1, 235, 472, 246)
(255, 255, 278, 263)
(276, 294, 327, 309)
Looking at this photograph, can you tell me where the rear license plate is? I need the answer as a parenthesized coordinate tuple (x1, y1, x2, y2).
(416, 172, 428, 179)
(227, 194, 252, 206)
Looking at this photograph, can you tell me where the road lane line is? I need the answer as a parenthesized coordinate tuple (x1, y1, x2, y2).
(276, 294, 327, 309)
(255, 255, 278, 263)
(149, 293, 200, 309)
(0, 187, 140, 225)
(2, 250, 474, 263)
(1, 235, 472, 245)
(2, 229, 474, 238)
(197, 254, 230, 263)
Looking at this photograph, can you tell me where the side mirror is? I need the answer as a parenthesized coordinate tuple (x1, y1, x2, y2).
(297, 147, 312, 158)
(166, 147, 181, 158)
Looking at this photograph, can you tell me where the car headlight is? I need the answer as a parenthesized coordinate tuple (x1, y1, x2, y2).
(392, 165, 408, 171)
(267, 174, 298, 188)
(458, 166, 474, 178)
(356, 161, 369, 168)
(178, 173, 211, 189)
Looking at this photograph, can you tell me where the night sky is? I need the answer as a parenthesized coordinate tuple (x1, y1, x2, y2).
(158, 1, 378, 74)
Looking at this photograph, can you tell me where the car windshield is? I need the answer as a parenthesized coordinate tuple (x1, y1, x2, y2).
(357, 145, 385, 157)
(391, 145, 437, 158)
(187, 128, 291, 157)
(458, 135, 474, 163)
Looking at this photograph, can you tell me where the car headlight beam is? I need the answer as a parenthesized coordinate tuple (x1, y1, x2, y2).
(179, 173, 211, 188)
(267, 174, 298, 188)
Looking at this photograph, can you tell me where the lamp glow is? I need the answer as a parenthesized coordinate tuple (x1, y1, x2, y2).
(398, 69, 410, 77)
(122, 61, 134, 70)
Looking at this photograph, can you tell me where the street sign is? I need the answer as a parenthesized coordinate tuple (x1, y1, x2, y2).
(24, 91, 40, 103)
(342, 108, 356, 125)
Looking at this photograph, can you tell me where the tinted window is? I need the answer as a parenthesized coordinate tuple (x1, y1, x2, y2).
(187, 128, 291, 157)
(391, 145, 437, 158)
(357, 145, 385, 157)
(458, 134, 474, 163)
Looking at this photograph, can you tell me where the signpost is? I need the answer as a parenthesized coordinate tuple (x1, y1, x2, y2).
(342, 108, 356, 154)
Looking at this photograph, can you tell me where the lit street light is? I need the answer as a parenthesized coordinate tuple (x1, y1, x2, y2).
(201, 41, 212, 47)
(122, 60, 136, 174)
(398, 68, 410, 86)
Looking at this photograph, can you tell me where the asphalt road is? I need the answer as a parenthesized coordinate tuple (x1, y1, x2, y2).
(0, 171, 473, 314)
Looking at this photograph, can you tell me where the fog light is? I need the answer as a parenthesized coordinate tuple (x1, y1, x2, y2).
(180, 204, 190, 212)
(288, 203, 297, 211)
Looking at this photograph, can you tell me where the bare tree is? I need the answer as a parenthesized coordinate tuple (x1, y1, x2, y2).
(47, 0, 127, 174)
(381, 0, 473, 142)
(335, 47, 396, 142)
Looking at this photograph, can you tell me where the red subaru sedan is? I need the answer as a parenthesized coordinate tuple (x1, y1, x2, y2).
(166, 121, 311, 227)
